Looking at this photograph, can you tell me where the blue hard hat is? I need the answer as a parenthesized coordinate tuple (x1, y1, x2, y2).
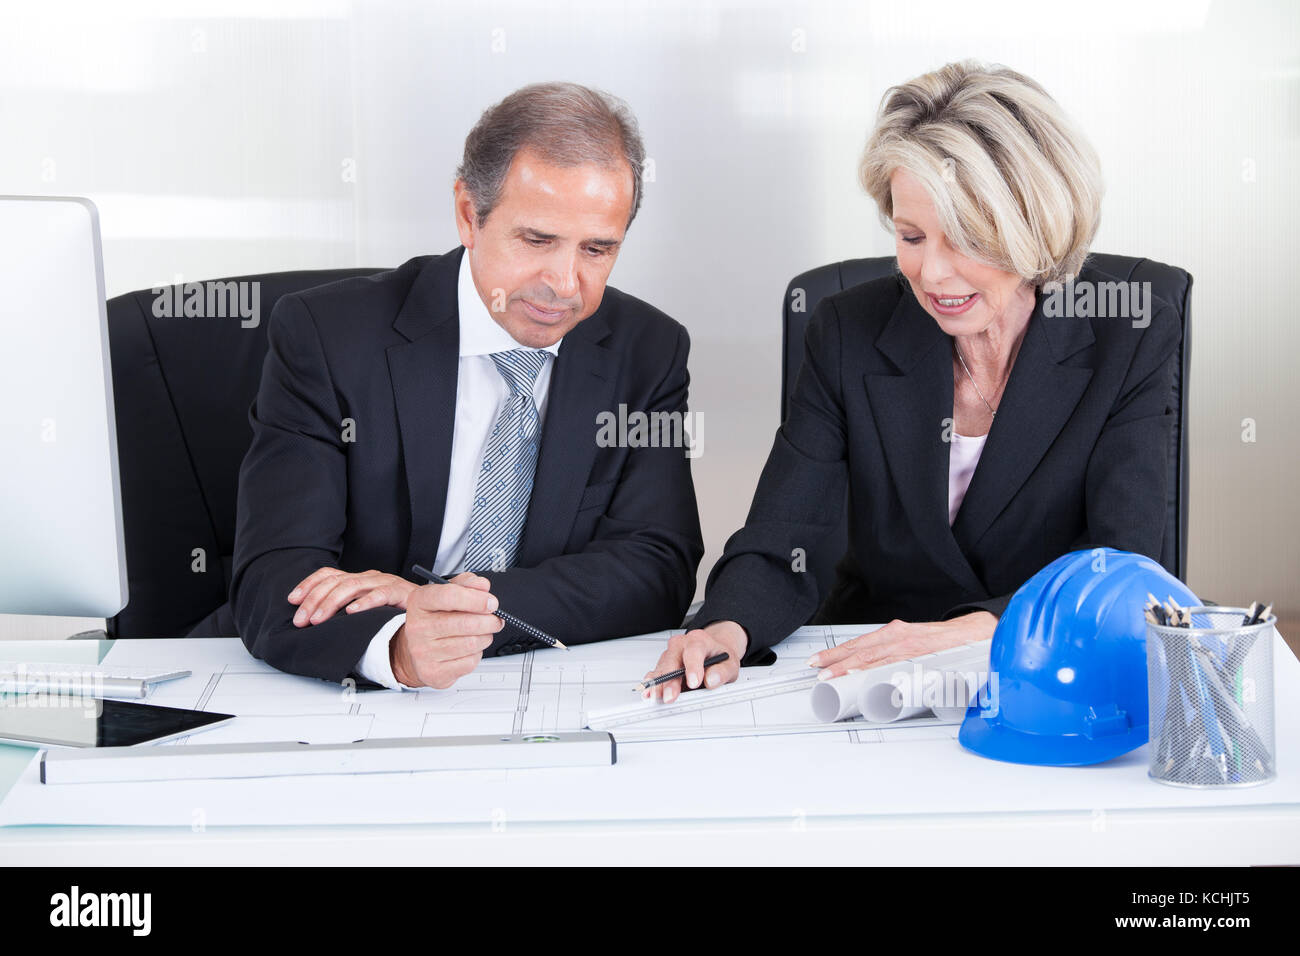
(959, 548, 1199, 766)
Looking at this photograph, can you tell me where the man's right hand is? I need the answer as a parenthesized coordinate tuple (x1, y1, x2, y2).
(389, 572, 504, 689)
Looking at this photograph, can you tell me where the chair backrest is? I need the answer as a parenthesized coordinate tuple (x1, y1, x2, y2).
(781, 252, 1192, 598)
(105, 268, 387, 638)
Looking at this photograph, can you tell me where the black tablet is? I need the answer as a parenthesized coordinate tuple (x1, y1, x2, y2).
(0, 696, 235, 749)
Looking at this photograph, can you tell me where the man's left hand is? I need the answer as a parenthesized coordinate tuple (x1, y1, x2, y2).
(286, 567, 422, 627)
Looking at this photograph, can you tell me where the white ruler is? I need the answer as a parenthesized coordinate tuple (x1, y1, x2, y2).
(0, 663, 190, 699)
(585, 669, 820, 730)
(41, 732, 616, 784)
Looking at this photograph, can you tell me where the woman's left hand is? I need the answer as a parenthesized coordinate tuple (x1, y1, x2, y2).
(806, 611, 998, 680)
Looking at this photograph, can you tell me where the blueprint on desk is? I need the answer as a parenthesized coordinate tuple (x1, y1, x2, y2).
(130, 625, 956, 748)
(2, 628, 1295, 828)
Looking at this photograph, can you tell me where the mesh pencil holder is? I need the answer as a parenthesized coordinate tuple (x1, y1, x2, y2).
(1146, 607, 1276, 789)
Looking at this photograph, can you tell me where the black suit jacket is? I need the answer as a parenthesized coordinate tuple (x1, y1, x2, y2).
(230, 246, 704, 682)
(693, 266, 1182, 658)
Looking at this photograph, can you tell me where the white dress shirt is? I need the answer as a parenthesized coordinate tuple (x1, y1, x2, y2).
(947, 430, 988, 525)
(356, 249, 560, 689)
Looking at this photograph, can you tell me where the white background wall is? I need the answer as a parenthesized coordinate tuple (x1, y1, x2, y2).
(1, 0, 1296, 640)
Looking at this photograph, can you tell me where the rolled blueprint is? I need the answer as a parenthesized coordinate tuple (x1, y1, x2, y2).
(930, 670, 981, 722)
(865, 666, 984, 722)
(809, 640, 993, 724)
(809, 667, 880, 722)
(859, 675, 931, 723)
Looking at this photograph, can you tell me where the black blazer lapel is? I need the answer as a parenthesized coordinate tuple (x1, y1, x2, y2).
(951, 290, 1094, 550)
(387, 248, 462, 578)
(865, 291, 985, 594)
(517, 307, 617, 565)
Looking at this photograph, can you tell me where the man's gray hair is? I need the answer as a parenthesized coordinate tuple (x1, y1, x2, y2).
(457, 82, 646, 229)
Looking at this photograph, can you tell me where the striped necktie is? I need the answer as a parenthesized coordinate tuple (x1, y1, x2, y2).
(460, 349, 550, 572)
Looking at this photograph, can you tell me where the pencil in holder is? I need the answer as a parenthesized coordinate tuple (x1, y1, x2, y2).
(1146, 607, 1276, 788)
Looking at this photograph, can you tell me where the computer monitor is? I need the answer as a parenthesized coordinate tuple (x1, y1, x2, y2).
(0, 196, 128, 618)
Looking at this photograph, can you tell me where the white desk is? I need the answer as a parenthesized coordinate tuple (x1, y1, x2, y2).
(1, 630, 1297, 865)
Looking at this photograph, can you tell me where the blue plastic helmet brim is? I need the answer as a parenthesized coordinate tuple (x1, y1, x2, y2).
(959, 706, 1146, 767)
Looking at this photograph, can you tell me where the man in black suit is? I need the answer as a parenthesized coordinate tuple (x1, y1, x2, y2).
(230, 83, 703, 688)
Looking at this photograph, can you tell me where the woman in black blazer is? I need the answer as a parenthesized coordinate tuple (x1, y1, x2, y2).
(647, 60, 1182, 700)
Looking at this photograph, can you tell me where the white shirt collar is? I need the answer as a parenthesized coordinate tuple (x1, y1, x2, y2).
(456, 247, 562, 359)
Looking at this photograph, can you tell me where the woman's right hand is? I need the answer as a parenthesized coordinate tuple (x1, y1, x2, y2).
(643, 621, 749, 703)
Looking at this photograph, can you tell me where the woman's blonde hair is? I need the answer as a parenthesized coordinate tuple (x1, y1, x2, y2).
(859, 60, 1102, 286)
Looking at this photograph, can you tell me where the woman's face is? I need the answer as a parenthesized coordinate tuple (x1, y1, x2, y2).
(890, 167, 1032, 337)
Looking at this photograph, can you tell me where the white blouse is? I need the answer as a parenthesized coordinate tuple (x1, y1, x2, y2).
(948, 431, 988, 525)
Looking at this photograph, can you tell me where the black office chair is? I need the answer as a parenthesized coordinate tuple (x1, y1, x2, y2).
(780, 252, 1193, 605)
(105, 268, 387, 639)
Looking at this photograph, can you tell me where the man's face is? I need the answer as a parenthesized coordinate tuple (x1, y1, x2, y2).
(453, 147, 634, 349)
